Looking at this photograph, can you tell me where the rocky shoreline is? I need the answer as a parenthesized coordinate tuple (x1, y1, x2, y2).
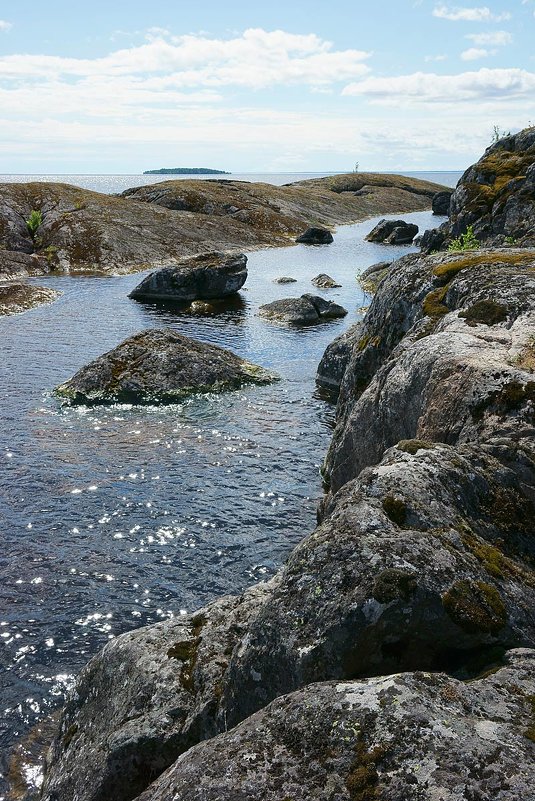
(0, 172, 443, 317)
(7, 132, 535, 799)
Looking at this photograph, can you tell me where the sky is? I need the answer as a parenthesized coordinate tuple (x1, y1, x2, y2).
(0, 0, 533, 173)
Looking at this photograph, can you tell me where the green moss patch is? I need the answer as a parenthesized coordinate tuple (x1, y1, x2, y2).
(459, 300, 508, 326)
(524, 694, 535, 742)
(442, 579, 508, 634)
(396, 439, 435, 455)
(372, 568, 417, 604)
(423, 285, 449, 318)
(382, 495, 408, 527)
(346, 738, 386, 801)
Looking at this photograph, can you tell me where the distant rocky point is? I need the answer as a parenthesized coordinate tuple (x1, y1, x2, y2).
(143, 168, 230, 175)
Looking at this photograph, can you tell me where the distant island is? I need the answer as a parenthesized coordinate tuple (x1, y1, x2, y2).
(143, 167, 230, 175)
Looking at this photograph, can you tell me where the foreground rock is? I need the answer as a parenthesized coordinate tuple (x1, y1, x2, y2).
(134, 649, 535, 801)
(421, 126, 535, 251)
(258, 294, 347, 325)
(365, 218, 418, 244)
(295, 226, 333, 244)
(0, 282, 60, 316)
(55, 329, 275, 405)
(311, 273, 341, 288)
(129, 253, 247, 302)
(0, 173, 445, 274)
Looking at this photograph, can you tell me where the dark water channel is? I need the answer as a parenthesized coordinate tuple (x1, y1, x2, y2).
(0, 210, 438, 790)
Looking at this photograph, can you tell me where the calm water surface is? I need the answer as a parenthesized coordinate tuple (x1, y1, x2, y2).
(0, 171, 463, 194)
(0, 206, 440, 793)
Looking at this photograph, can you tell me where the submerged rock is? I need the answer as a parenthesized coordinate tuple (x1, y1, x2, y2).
(55, 329, 275, 405)
(0, 282, 60, 316)
(272, 276, 297, 284)
(258, 294, 347, 325)
(128, 252, 247, 302)
(295, 226, 333, 244)
(311, 273, 341, 288)
(133, 649, 535, 801)
(365, 218, 418, 244)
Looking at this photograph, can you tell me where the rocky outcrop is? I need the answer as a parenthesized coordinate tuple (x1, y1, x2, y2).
(311, 273, 341, 288)
(0, 281, 60, 316)
(258, 294, 347, 325)
(365, 218, 418, 244)
(323, 248, 535, 494)
(421, 126, 535, 250)
(0, 249, 48, 281)
(133, 649, 535, 801)
(0, 173, 444, 275)
(128, 253, 247, 302)
(37, 143, 535, 801)
(55, 329, 275, 405)
(432, 189, 453, 215)
(295, 226, 333, 244)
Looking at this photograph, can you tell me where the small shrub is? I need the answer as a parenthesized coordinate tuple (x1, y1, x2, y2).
(26, 209, 42, 237)
(448, 225, 480, 252)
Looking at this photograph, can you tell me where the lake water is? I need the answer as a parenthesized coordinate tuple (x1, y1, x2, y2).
(0, 180, 444, 795)
(0, 171, 463, 194)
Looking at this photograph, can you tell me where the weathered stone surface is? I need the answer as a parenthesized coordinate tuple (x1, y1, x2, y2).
(295, 226, 333, 244)
(365, 218, 418, 244)
(272, 276, 297, 284)
(422, 126, 535, 250)
(40, 584, 275, 801)
(0, 249, 48, 281)
(448, 127, 535, 247)
(133, 649, 535, 801)
(55, 329, 275, 405)
(432, 189, 453, 215)
(311, 273, 341, 288)
(128, 252, 247, 302)
(358, 260, 392, 292)
(324, 248, 535, 494)
(258, 294, 347, 325)
(0, 174, 444, 275)
(0, 282, 60, 316)
(316, 322, 363, 396)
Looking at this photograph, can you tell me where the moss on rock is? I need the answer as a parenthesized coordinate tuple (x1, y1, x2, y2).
(442, 579, 508, 634)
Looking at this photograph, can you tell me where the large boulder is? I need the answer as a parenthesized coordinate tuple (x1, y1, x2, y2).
(258, 294, 347, 325)
(432, 189, 453, 215)
(365, 218, 418, 244)
(295, 226, 333, 244)
(55, 329, 275, 405)
(128, 252, 247, 302)
(315, 322, 363, 396)
(133, 649, 535, 801)
(449, 128, 535, 246)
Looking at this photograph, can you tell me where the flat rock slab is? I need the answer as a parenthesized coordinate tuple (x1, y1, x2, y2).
(55, 328, 276, 405)
(129, 252, 247, 302)
(295, 226, 334, 244)
(259, 294, 347, 325)
(365, 218, 418, 244)
(0, 282, 60, 316)
(311, 273, 341, 288)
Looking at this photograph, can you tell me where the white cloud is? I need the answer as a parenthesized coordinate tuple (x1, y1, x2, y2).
(433, 5, 511, 21)
(0, 28, 370, 88)
(343, 68, 535, 103)
(0, 20, 12, 31)
(466, 30, 512, 45)
(461, 47, 492, 60)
